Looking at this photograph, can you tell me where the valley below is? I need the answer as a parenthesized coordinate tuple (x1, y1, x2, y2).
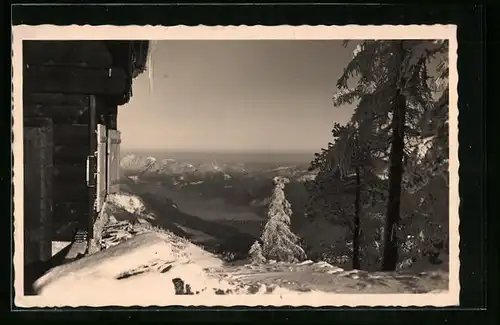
(26, 151, 451, 306)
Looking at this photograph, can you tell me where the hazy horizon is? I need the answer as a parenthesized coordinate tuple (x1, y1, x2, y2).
(122, 147, 319, 155)
(121, 148, 315, 165)
(118, 40, 358, 153)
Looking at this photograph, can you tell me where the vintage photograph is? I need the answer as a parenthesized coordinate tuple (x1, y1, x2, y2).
(12, 25, 459, 307)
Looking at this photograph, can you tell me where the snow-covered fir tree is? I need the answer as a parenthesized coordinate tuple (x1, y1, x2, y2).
(248, 240, 266, 264)
(260, 176, 306, 263)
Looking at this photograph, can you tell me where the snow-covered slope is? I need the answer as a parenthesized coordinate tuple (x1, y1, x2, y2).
(24, 191, 450, 307)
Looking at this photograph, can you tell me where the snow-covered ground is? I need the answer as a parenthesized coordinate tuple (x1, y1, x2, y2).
(21, 192, 454, 308)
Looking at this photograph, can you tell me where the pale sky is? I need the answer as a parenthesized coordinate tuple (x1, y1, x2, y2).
(118, 40, 357, 154)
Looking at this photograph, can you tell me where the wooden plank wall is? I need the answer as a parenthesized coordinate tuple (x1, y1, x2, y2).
(24, 118, 53, 264)
(23, 41, 135, 247)
(53, 123, 90, 240)
(25, 93, 92, 242)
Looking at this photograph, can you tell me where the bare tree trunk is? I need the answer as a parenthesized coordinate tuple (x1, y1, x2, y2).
(352, 163, 361, 270)
(382, 41, 407, 271)
(382, 90, 407, 271)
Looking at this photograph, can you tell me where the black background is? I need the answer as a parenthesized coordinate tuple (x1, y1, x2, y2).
(6, 2, 496, 324)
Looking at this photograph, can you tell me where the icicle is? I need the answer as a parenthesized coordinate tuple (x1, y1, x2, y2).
(147, 40, 157, 94)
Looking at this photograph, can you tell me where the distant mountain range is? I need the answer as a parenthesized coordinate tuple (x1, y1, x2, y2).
(120, 153, 318, 184)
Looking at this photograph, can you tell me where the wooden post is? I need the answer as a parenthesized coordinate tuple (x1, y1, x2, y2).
(24, 118, 54, 265)
(87, 95, 97, 239)
(96, 124, 107, 212)
(107, 130, 121, 194)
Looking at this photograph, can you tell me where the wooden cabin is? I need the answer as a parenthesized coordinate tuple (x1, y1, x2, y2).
(22, 41, 149, 270)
